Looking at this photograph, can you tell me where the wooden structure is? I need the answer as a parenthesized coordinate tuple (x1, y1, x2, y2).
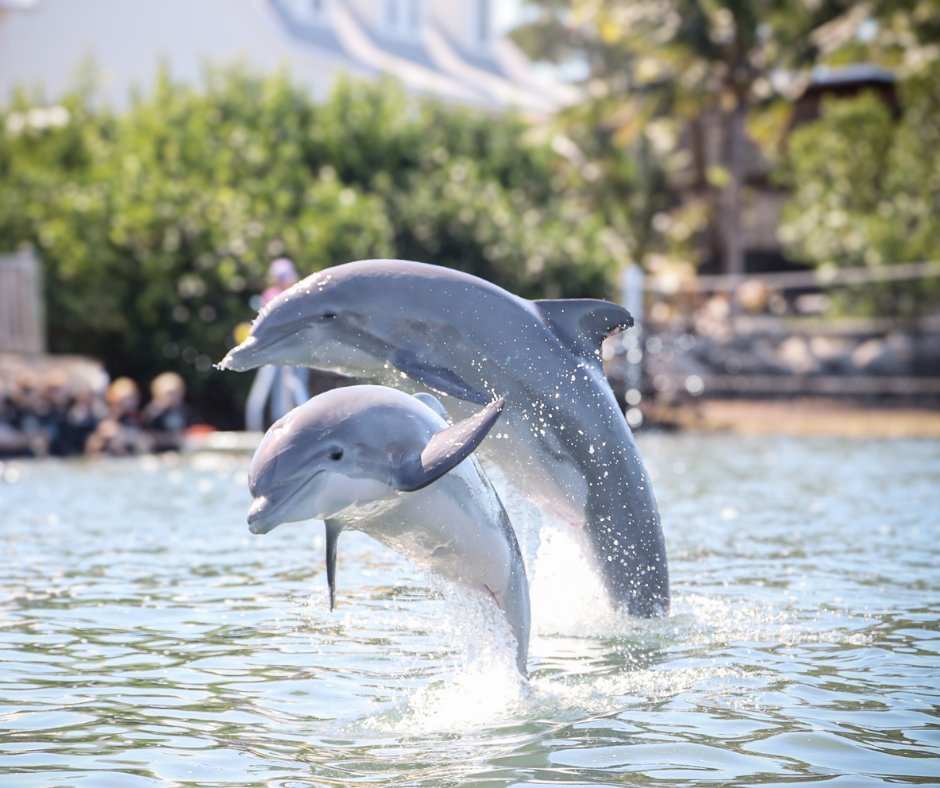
(625, 261, 940, 407)
(0, 250, 45, 355)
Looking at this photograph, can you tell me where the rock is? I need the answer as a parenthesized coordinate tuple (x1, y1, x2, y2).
(809, 335, 852, 373)
(736, 279, 773, 313)
(777, 336, 820, 376)
(851, 333, 913, 375)
(911, 334, 940, 373)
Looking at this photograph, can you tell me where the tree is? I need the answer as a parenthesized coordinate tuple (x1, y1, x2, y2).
(515, 0, 878, 307)
(0, 69, 623, 423)
(1, 68, 397, 422)
(779, 61, 940, 316)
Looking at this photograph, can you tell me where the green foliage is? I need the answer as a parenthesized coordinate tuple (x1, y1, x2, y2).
(779, 93, 895, 267)
(0, 68, 623, 422)
(779, 63, 940, 316)
(515, 0, 871, 281)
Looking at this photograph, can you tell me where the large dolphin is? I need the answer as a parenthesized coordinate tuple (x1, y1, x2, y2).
(247, 384, 531, 675)
(221, 259, 668, 617)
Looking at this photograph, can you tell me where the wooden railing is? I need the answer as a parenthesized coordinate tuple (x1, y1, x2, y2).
(609, 261, 940, 408)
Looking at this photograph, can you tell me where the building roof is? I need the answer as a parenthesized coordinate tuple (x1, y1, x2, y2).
(266, 0, 347, 59)
(262, 0, 574, 114)
(0, 0, 574, 114)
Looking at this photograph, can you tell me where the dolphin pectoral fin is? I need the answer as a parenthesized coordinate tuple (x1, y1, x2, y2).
(395, 398, 505, 491)
(534, 299, 634, 358)
(324, 520, 343, 612)
(389, 349, 490, 405)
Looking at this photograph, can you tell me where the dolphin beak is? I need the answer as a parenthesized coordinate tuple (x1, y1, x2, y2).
(217, 335, 259, 372)
(247, 495, 274, 534)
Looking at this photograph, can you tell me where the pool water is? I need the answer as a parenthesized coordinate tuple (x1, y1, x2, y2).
(1, 434, 938, 786)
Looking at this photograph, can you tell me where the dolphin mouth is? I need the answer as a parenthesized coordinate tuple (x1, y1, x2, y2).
(247, 471, 325, 533)
(217, 335, 261, 372)
(247, 494, 279, 533)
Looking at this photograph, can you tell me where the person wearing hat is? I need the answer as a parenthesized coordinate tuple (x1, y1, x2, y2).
(244, 258, 311, 431)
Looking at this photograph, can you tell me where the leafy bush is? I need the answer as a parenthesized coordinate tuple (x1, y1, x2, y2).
(0, 69, 623, 423)
(779, 62, 940, 317)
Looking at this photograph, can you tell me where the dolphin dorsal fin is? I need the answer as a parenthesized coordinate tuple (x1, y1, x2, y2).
(395, 398, 504, 492)
(324, 520, 343, 611)
(535, 299, 634, 358)
(412, 392, 449, 421)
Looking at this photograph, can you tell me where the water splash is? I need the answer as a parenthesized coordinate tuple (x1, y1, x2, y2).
(361, 582, 528, 733)
(529, 524, 618, 638)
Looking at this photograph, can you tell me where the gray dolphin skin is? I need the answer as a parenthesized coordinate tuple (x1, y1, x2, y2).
(221, 259, 669, 617)
(247, 384, 531, 675)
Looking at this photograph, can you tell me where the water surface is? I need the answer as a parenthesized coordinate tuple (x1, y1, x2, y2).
(1, 434, 938, 785)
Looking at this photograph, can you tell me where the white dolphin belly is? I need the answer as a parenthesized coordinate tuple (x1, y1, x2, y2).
(333, 455, 530, 672)
(351, 459, 514, 597)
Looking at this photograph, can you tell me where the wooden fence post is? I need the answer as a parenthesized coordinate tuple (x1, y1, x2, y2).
(0, 250, 45, 355)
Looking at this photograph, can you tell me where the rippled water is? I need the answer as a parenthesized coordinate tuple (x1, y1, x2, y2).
(2, 433, 939, 786)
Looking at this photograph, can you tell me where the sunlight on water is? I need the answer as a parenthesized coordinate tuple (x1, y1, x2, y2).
(1, 435, 939, 785)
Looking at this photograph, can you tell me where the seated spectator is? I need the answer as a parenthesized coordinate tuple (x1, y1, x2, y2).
(64, 381, 107, 457)
(9, 369, 52, 457)
(41, 369, 75, 457)
(86, 377, 152, 457)
(2, 365, 198, 459)
(244, 257, 310, 431)
(0, 378, 29, 457)
(143, 372, 188, 452)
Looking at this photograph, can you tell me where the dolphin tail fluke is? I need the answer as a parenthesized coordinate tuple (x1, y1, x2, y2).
(325, 520, 342, 612)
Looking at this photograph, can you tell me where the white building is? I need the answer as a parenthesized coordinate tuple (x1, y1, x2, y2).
(0, 0, 574, 114)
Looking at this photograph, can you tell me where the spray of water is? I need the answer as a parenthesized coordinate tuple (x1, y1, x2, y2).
(286, 472, 876, 736)
(353, 498, 685, 734)
(355, 580, 527, 733)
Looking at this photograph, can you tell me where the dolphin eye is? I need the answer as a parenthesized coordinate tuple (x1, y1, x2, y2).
(320, 312, 337, 320)
(329, 448, 344, 461)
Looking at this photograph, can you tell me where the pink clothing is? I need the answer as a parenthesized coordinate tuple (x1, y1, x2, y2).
(261, 285, 286, 306)
(262, 258, 299, 304)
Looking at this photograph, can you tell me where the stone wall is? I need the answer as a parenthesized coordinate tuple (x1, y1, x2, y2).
(607, 317, 940, 405)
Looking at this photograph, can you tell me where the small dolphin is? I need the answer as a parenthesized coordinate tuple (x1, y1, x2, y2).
(221, 259, 669, 617)
(246, 384, 531, 675)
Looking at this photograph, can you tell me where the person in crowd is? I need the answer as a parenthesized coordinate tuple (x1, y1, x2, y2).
(2, 365, 197, 459)
(0, 377, 30, 457)
(64, 380, 107, 456)
(86, 377, 152, 456)
(41, 369, 74, 457)
(244, 257, 310, 431)
(1, 367, 100, 458)
(142, 371, 188, 452)
(8, 369, 53, 457)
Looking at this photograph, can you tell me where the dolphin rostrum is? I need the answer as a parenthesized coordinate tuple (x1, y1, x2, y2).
(246, 384, 531, 675)
(222, 259, 669, 618)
